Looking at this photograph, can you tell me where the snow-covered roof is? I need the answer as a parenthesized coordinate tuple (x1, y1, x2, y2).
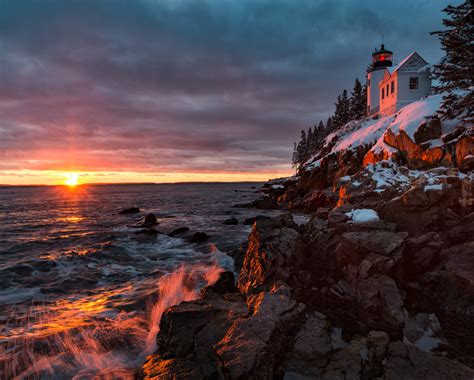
(388, 51, 428, 74)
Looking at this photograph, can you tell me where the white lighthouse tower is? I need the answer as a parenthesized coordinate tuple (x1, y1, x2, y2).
(367, 44, 393, 115)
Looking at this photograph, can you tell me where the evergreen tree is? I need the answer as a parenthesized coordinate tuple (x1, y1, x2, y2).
(307, 126, 314, 154)
(314, 120, 326, 153)
(431, 1, 473, 124)
(332, 90, 351, 129)
(294, 130, 309, 168)
(332, 94, 343, 129)
(325, 117, 333, 135)
(291, 142, 298, 168)
(350, 78, 366, 120)
(340, 89, 351, 126)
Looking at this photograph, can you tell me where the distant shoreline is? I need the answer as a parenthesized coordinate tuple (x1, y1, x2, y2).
(0, 181, 266, 188)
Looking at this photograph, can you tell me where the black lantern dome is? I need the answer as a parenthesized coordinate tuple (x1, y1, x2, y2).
(370, 44, 393, 71)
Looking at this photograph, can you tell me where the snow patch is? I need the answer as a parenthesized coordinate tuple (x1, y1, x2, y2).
(345, 209, 380, 223)
(424, 184, 443, 191)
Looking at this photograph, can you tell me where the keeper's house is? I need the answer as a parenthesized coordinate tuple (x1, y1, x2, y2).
(367, 45, 432, 117)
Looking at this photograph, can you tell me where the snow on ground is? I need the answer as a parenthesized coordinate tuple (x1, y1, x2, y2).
(424, 184, 443, 191)
(304, 93, 460, 170)
(345, 209, 380, 223)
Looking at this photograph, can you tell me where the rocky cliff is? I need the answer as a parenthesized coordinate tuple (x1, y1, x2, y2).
(141, 96, 473, 379)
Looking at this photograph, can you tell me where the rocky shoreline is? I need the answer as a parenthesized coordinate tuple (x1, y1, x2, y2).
(140, 117, 473, 378)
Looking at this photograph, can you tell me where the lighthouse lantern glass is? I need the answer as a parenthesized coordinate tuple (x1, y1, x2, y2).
(373, 53, 392, 63)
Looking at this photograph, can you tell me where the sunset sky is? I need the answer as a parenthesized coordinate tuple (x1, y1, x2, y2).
(1, 0, 450, 185)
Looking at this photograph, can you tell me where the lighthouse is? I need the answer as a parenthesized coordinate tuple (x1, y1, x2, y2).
(367, 44, 393, 115)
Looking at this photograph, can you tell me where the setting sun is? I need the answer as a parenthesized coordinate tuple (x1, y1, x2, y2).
(65, 174, 79, 187)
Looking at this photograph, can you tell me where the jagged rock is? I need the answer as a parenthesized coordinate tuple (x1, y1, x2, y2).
(460, 154, 474, 173)
(215, 285, 306, 379)
(150, 293, 248, 379)
(238, 215, 301, 294)
(383, 341, 474, 379)
(403, 232, 444, 279)
(284, 312, 332, 377)
(142, 356, 203, 380)
(380, 181, 461, 233)
(414, 117, 442, 144)
(298, 191, 331, 212)
(223, 217, 238, 225)
(341, 230, 406, 256)
(200, 271, 236, 297)
(367, 331, 390, 377)
(316, 207, 330, 219)
(455, 135, 474, 169)
(118, 207, 140, 214)
(328, 205, 352, 224)
(228, 241, 248, 273)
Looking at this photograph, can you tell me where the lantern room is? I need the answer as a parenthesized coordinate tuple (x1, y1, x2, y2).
(370, 44, 393, 71)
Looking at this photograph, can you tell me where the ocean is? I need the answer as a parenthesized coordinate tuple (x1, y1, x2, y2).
(0, 182, 282, 379)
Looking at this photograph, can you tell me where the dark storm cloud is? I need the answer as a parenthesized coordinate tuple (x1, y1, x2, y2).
(0, 0, 450, 174)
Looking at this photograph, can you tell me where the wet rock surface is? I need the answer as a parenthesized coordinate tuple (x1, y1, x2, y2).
(142, 124, 473, 379)
(143, 205, 474, 379)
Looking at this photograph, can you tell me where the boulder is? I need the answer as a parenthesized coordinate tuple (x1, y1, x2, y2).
(383, 341, 474, 379)
(187, 232, 210, 244)
(142, 213, 158, 226)
(340, 230, 406, 256)
(168, 227, 190, 237)
(149, 293, 248, 379)
(215, 285, 306, 379)
(223, 217, 238, 225)
(200, 271, 236, 297)
(284, 312, 332, 377)
(118, 207, 140, 214)
(455, 135, 474, 169)
(239, 215, 301, 294)
(413, 117, 442, 144)
(132, 213, 159, 228)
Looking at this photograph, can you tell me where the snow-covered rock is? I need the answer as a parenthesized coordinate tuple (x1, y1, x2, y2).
(304, 93, 468, 172)
(345, 209, 380, 223)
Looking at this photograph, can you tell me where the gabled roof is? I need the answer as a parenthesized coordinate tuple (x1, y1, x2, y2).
(388, 52, 428, 74)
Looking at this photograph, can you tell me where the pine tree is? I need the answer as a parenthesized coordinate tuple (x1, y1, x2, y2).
(350, 78, 366, 120)
(307, 126, 314, 155)
(291, 142, 298, 168)
(431, 1, 473, 124)
(325, 117, 333, 135)
(332, 94, 343, 129)
(294, 130, 309, 168)
(332, 90, 351, 130)
(340, 89, 351, 126)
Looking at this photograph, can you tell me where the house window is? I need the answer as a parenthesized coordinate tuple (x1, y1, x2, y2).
(391, 81, 395, 93)
(386, 84, 389, 96)
(409, 77, 418, 90)
(382, 88, 385, 99)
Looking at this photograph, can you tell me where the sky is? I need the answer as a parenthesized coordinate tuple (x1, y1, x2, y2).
(0, 0, 452, 185)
